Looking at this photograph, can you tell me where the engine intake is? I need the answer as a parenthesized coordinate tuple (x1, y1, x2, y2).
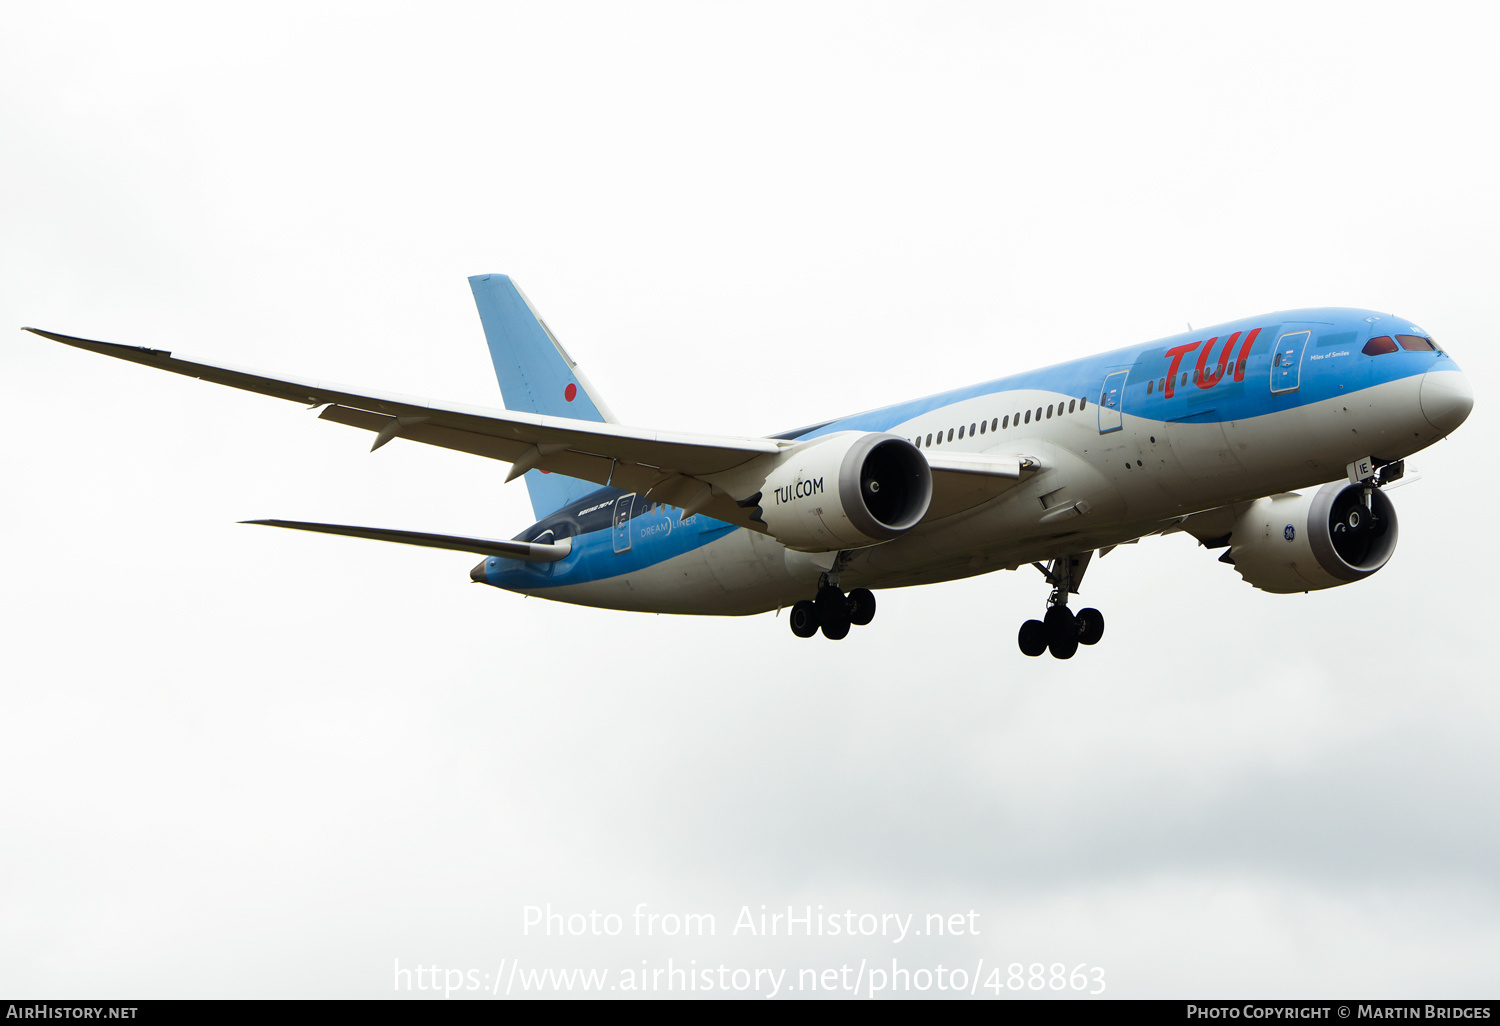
(757, 432, 932, 552)
(1226, 482, 1399, 593)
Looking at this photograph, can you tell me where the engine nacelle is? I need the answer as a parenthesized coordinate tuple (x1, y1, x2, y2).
(756, 432, 932, 552)
(1226, 482, 1399, 593)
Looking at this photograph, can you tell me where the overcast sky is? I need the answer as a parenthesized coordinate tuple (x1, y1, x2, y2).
(3, 1, 1497, 1000)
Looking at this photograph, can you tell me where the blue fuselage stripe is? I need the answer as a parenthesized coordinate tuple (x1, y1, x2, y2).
(483, 307, 1450, 591)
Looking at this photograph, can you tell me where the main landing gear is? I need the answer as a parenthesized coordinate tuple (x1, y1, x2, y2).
(1017, 605, 1104, 659)
(1018, 553, 1105, 660)
(788, 585, 877, 641)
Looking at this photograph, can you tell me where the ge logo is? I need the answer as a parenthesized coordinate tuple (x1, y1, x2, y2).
(1284, 525, 1296, 541)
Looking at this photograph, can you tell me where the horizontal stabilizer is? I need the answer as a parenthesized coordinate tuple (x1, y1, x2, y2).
(241, 519, 572, 562)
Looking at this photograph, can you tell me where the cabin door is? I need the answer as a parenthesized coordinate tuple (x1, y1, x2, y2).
(612, 493, 635, 554)
(1270, 331, 1310, 394)
(1097, 370, 1128, 433)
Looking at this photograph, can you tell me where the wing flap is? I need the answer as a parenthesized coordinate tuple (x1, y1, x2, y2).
(924, 451, 1034, 519)
(925, 452, 1025, 478)
(316, 405, 760, 527)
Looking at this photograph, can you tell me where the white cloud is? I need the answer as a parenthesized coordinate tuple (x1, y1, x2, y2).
(2, 0, 1496, 999)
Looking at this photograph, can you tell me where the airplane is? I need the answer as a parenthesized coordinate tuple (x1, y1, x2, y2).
(23, 275, 1473, 658)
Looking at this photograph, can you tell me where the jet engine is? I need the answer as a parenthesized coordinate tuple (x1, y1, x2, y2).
(1225, 482, 1399, 593)
(754, 432, 932, 552)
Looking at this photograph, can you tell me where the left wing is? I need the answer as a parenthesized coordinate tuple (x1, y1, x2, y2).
(25, 328, 1034, 529)
(25, 328, 786, 528)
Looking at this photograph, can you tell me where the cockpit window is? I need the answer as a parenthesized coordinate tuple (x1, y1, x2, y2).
(1362, 335, 1397, 356)
(1396, 334, 1435, 351)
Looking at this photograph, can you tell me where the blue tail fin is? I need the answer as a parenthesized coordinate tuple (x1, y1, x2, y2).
(469, 274, 617, 520)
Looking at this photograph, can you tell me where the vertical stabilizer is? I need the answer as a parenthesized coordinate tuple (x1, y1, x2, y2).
(469, 274, 617, 519)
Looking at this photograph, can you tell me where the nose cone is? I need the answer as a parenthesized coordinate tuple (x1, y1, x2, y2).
(470, 558, 489, 583)
(1420, 368, 1474, 435)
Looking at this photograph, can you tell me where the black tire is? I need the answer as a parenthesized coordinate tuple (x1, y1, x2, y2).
(789, 600, 819, 638)
(1048, 634, 1079, 660)
(848, 588, 876, 626)
(1076, 607, 1105, 646)
(1043, 605, 1076, 641)
(1018, 619, 1048, 657)
(820, 618, 851, 640)
(816, 586, 850, 634)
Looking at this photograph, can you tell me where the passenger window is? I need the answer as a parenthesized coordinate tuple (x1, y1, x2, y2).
(1002, 415, 1009, 429)
(991, 418, 998, 431)
(958, 425, 965, 439)
(947, 428, 954, 442)
(1363, 336, 1397, 355)
(1046, 405, 1053, 418)
(1035, 407, 1042, 421)
(1147, 380, 1154, 395)
(935, 431, 942, 445)
(1396, 334, 1434, 351)
(970, 422, 977, 436)
(1069, 399, 1076, 413)
(1024, 410, 1031, 424)
(1079, 396, 1087, 409)
(926, 433, 932, 446)
(1159, 378, 1166, 392)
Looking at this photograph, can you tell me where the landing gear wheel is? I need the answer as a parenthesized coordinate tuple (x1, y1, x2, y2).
(1018, 619, 1047, 657)
(1025, 553, 1108, 657)
(815, 586, 850, 641)
(1076, 607, 1105, 646)
(1044, 605, 1079, 660)
(1048, 632, 1079, 660)
(820, 618, 851, 641)
(1043, 605, 1076, 635)
(789, 600, 819, 639)
(848, 588, 876, 627)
